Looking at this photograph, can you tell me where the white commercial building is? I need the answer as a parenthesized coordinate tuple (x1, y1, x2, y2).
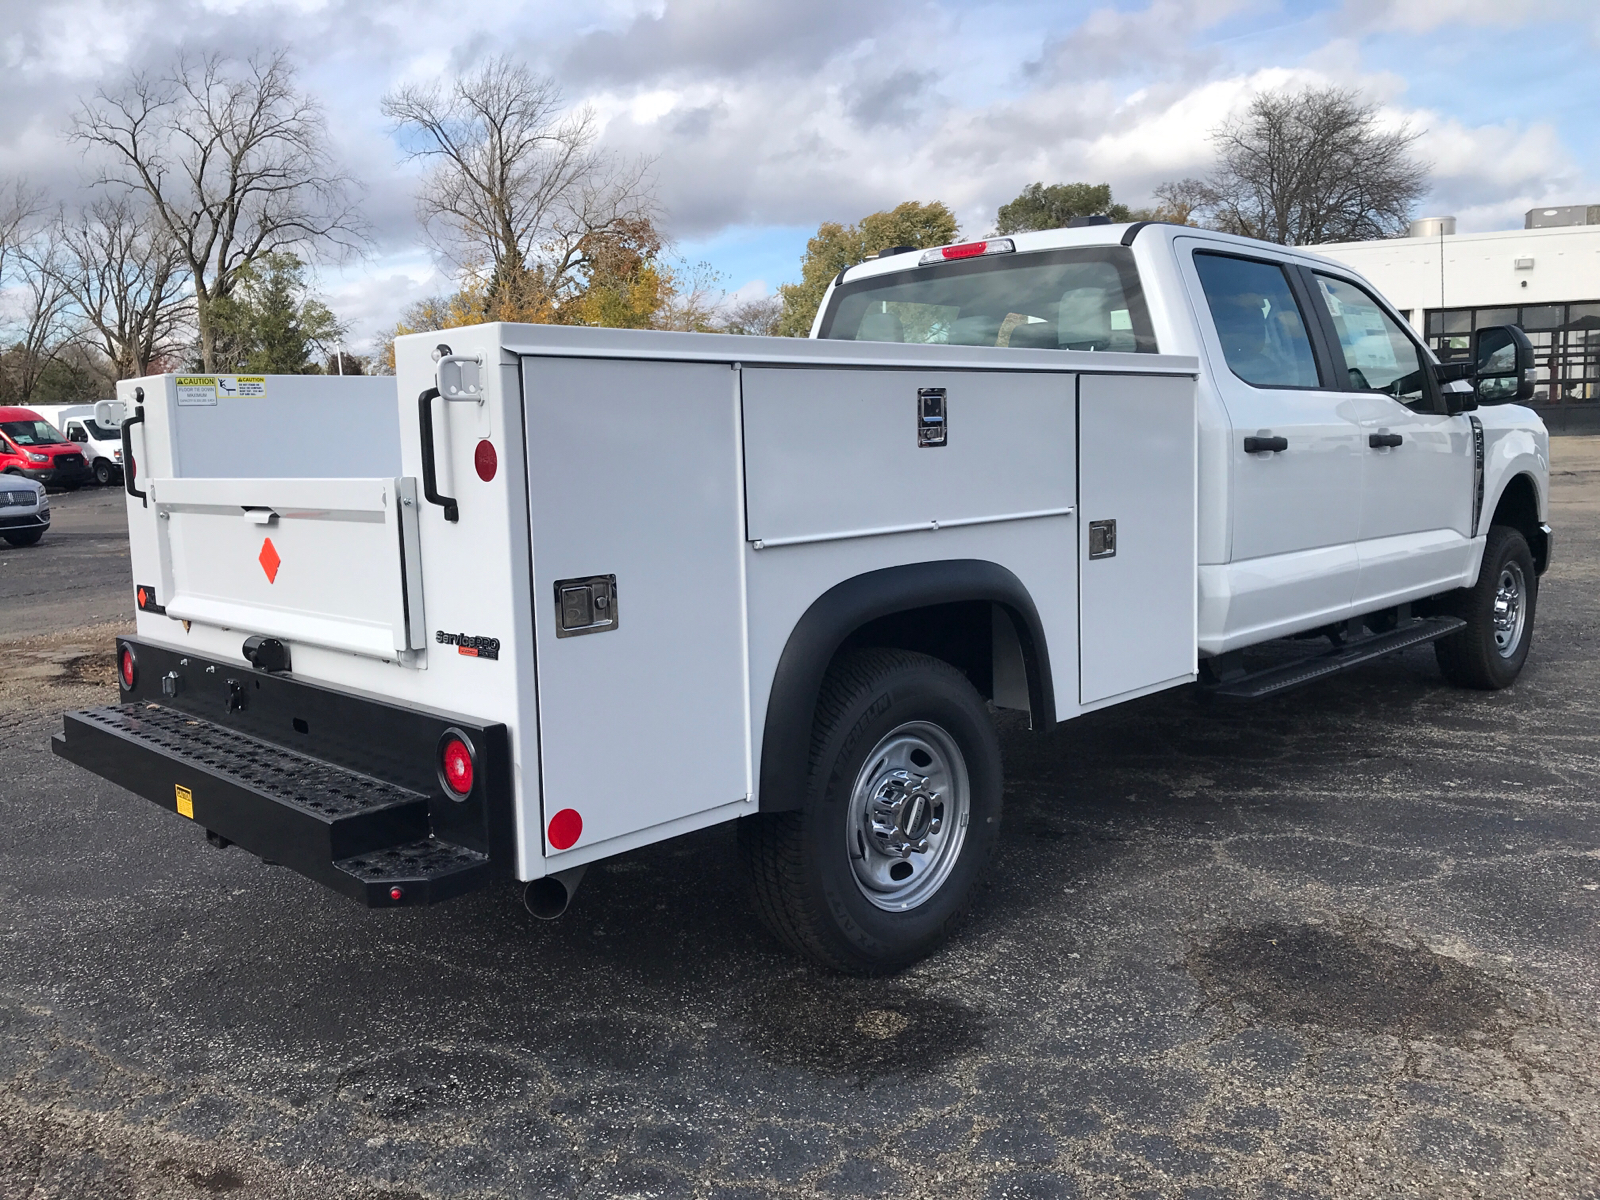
(1316, 213, 1600, 432)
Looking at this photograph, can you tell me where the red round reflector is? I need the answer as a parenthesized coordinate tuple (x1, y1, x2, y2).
(474, 439, 497, 482)
(547, 808, 582, 850)
(441, 737, 474, 796)
(119, 646, 135, 689)
(389, 886, 404, 901)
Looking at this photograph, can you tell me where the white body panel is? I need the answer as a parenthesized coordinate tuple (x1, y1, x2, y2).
(1077, 374, 1197, 705)
(742, 368, 1075, 545)
(521, 356, 752, 859)
(148, 475, 425, 659)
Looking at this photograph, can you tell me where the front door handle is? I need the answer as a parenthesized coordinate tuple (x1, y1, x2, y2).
(1243, 436, 1288, 453)
(1369, 433, 1403, 449)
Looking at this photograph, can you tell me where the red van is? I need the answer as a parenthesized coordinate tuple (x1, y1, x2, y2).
(0, 406, 94, 490)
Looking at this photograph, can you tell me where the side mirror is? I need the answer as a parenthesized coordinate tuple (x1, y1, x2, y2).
(1472, 324, 1536, 403)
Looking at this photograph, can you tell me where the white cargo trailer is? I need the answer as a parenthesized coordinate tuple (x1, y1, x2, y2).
(56, 223, 1551, 971)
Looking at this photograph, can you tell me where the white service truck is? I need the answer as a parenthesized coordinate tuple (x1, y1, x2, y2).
(55, 221, 1551, 972)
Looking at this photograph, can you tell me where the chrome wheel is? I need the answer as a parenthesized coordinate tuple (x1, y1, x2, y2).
(845, 721, 970, 912)
(1492, 561, 1527, 658)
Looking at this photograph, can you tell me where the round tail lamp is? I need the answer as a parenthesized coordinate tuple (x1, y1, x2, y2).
(119, 645, 136, 690)
(438, 730, 476, 799)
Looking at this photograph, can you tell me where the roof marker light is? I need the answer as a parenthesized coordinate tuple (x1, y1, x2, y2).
(919, 238, 1015, 266)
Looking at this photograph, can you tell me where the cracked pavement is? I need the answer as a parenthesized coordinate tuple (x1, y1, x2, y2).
(2, 440, 1599, 1199)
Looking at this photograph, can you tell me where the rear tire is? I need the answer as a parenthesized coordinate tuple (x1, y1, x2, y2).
(1434, 524, 1537, 690)
(739, 648, 1002, 974)
(3, 529, 44, 547)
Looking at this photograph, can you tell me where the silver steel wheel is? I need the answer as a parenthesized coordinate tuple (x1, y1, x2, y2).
(1492, 561, 1527, 658)
(845, 721, 971, 912)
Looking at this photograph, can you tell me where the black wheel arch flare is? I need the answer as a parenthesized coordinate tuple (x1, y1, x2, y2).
(756, 559, 1054, 813)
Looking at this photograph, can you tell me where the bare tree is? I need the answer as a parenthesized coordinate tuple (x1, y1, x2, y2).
(383, 56, 656, 316)
(47, 194, 192, 380)
(0, 179, 44, 288)
(3, 228, 78, 404)
(72, 51, 365, 370)
(1158, 87, 1428, 245)
(717, 294, 783, 336)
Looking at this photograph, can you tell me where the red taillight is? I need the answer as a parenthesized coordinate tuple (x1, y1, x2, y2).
(118, 646, 135, 689)
(441, 737, 474, 796)
(474, 439, 497, 482)
(942, 241, 988, 259)
(918, 238, 1015, 267)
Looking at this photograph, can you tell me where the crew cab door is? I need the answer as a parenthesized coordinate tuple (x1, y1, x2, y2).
(1179, 241, 1362, 644)
(1302, 271, 1475, 607)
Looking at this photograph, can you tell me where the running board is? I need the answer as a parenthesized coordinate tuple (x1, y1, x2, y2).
(1199, 616, 1466, 700)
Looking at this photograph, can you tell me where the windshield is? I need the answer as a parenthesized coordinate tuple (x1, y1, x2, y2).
(83, 420, 120, 440)
(0, 420, 67, 447)
(818, 246, 1157, 353)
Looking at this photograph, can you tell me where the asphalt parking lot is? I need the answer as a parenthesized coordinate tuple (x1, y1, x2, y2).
(3, 443, 1600, 1200)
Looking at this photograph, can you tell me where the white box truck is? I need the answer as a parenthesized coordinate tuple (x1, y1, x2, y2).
(55, 222, 1552, 971)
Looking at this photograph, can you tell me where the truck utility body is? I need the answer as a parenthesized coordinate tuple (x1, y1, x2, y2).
(56, 222, 1551, 971)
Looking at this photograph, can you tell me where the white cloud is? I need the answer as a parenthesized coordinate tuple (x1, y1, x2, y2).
(0, 0, 1591, 340)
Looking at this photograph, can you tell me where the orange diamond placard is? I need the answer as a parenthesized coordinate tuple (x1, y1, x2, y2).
(259, 537, 281, 584)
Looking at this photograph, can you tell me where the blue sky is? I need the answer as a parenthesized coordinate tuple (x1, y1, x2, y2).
(1, 0, 1595, 350)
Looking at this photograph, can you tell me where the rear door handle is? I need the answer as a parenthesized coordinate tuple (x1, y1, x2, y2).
(1243, 436, 1288, 453)
(1369, 433, 1403, 448)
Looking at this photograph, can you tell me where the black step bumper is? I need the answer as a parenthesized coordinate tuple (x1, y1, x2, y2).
(53, 639, 515, 908)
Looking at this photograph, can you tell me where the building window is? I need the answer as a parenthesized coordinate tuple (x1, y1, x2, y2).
(1425, 301, 1600, 406)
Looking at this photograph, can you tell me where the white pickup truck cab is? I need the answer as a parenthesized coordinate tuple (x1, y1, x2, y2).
(55, 221, 1550, 973)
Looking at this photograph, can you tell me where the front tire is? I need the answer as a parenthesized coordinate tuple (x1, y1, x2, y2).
(1434, 524, 1537, 690)
(93, 459, 113, 485)
(3, 529, 44, 547)
(739, 648, 1002, 973)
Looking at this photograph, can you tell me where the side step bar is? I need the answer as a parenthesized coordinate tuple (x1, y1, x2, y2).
(1199, 616, 1467, 700)
(54, 704, 490, 906)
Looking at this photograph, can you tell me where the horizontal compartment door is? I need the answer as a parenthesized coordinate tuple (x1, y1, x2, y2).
(148, 476, 425, 659)
(742, 367, 1075, 546)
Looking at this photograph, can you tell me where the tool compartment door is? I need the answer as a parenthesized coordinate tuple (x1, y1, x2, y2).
(148, 476, 426, 659)
(1078, 374, 1197, 705)
(522, 357, 749, 856)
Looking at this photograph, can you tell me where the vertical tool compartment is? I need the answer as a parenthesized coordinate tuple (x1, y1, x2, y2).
(1077, 373, 1198, 705)
(521, 357, 751, 857)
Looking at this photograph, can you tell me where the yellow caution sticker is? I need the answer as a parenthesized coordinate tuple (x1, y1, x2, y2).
(175, 784, 194, 819)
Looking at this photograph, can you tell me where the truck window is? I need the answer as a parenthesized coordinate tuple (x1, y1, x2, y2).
(83, 420, 120, 440)
(0, 420, 67, 447)
(819, 247, 1156, 353)
(1192, 252, 1320, 389)
(1312, 275, 1430, 409)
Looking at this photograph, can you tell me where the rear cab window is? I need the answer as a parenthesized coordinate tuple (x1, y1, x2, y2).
(819, 246, 1157, 354)
(1191, 251, 1321, 389)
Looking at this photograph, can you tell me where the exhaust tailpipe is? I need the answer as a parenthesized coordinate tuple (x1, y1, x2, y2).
(523, 864, 588, 920)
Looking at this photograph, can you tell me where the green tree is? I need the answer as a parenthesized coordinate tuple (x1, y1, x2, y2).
(994, 182, 1133, 234)
(206, 252, 344, 373)
(775, 200, 959, 337)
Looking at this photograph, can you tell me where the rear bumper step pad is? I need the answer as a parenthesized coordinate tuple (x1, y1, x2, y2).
(53, 703, 489, 906)
(1200, 616, 1468, 700)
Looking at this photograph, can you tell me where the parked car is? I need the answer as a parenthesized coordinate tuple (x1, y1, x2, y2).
(0, 407, 94, 491)
(32, 403, 124, 485)
(0, 476, 49, 546)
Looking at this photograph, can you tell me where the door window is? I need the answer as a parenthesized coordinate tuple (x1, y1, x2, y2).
(1193, 252, 1321, 388)
(1314, 275, 1431, 409)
